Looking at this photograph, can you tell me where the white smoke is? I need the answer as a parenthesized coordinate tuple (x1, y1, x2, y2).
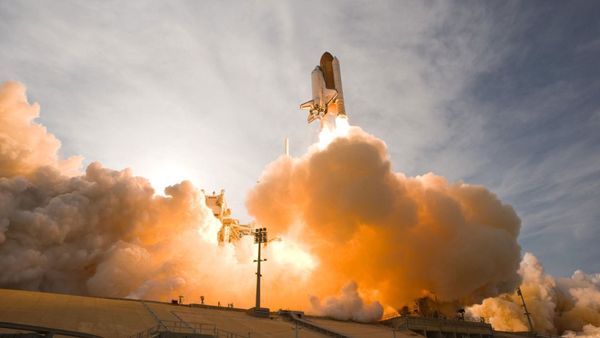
(468, 253, 600, 336)
(563, 324, 600, 338)
(310, 281, 384, 322)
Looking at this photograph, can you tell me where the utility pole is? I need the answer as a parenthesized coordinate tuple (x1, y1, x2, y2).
(517, 287, 534, 334)
(253, 227, 268, 310)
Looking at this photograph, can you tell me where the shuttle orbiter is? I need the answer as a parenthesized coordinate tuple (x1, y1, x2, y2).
(300, 52, 347, 124)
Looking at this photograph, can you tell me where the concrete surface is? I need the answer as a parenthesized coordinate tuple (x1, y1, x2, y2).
(0, 289, 413, 338)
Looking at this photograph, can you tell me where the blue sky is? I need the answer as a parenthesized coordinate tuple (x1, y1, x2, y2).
(0, 1, 598, 276)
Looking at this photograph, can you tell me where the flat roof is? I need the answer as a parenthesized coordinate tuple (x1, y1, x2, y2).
(0, 288, 413, 338)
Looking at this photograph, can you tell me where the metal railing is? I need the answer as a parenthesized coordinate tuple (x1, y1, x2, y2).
(129, 320, 215, 338)
(0, 321, 102, 338)
(214, 329, 250, 338)
(129, 320, 250, 338)
(381, 316, 493, 334)
(279, 311, 355, 338)
(381, 313, 401, 321)
(382, 315, 490, 327)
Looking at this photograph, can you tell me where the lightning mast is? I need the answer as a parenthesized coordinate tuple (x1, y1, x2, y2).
(517, 287, 535, 334)
(252, 227, 269, 317)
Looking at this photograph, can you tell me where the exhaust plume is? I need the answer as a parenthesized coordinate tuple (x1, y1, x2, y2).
(247, 119, 523, 316)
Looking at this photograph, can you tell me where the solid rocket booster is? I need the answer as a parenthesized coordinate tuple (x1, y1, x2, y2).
(331, 55, 346, 118)
(300, 52, 347, 124)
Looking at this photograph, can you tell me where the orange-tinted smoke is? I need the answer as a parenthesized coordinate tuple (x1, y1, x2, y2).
(0, 82, 81, 177)
(247, 125, 522, 312)
(2, 80, 596, 332)
(0, 82, 312, 309)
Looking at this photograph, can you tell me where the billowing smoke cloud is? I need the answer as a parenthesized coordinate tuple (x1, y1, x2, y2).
(564, 325, 600, 338)
(2, 81, 597, 332)
(310, 281, 384, 322)
(246, 120, 523, 318)
(0, 82, 313, 308)
(0, 82, 81, 177)
(468, 253, 600, 337)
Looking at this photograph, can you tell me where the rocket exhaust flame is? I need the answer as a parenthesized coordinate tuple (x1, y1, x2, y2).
(318, 116, 351, 149)
(0, 80, 598, 335)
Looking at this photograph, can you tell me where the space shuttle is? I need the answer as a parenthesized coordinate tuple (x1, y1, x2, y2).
(300, 52, 347, 124)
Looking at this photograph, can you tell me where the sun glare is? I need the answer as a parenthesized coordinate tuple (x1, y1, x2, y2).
(145, 164, 198, 196)
(269, 237, 317, 274)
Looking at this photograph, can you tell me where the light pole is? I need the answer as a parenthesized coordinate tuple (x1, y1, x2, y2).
(253, 227, 268, 310)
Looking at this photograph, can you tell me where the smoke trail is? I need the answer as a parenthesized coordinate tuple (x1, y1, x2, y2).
(467, 253, 600, 337)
